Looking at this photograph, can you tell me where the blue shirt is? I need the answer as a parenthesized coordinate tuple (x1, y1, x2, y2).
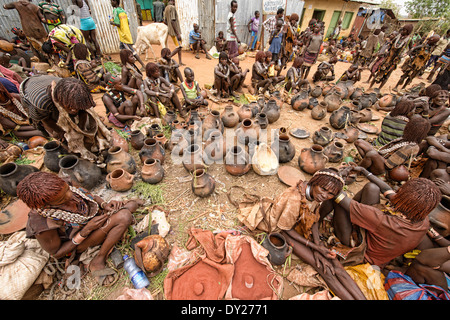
(189, 30, 201, 44)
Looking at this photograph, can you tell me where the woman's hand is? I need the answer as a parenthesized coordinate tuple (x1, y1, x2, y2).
(313, 250, 336, 275)
(82, 214, 109, 236)
(103, 200, 126, 213)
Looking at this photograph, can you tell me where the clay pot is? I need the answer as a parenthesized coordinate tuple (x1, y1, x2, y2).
(106, 146, 137, 174)
(350, 110, 363, 125)
(167, 131, 189, 156)
(298, 144, 329, 174)
(257, 96, 266, 110)
(134, 235, 170, 276)
(324, 92, 342, 112)
(108, 127, 129, 152)
(358, 108, 372, 123)
(191, 168, 215, 198)
(203, 110, 224, 140)
(262, 98, 281, 123)
(255, 113, 268, 129)
(182, 144, 206, 173)
(311, 101, 327, 120)
(0, 162, 39, 196)
(189, 110, 201, 123)
(291, 90, 309, 111)
(225, 145, 251, 176)
(106, 168, 134, 192)
(429, 195, 450, 238)
(0, 144, 22, 162)
(58, 155, 102, 190)
(148, 123, 163, 138)
(130, 130, 146, 150)
(28, 136, 48, 149)
(153, 133, 168, 149)
(236, 118, 260, 145)
(312, 126, 334, 146)
(163, 110, 177, 126)
(43, 141, 69, 172)
(344, 126, 360, 143)
(310, 85, 323, 98)
(139, 138, 165, 164)
(221, 105, 239, 128)
(204, 130, 226, 163)
(271, 134, 296, 163)
(387, 165, 410, 182)
(329, 106, 352, 130)
(351, 100, 362, 111)
(261, 233, 292, 266)
(248, 102, 261, 117)
(379, 94, 394, 109)
(251, 143, 279, 176)
(237, 104, 253, 121)
(359, 94, 373, 109)
(324, 141, 345, 163)
(141, 158, 164, 184)
(322, 84, 334, 96)
(350, 87, 363, 100)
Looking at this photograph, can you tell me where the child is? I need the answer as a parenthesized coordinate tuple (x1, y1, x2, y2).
(215, 31, 227, 53)
(214, 51, 231, 99)
(264, 51, 284, 89)
(180, 67, 208, 110)
(73, 43, 108, 93)
(338, 63, 361, 84)
(268, 19, 285, 73)
(229, 57, 249, 96)
(285, 57, 307, 93)
(0, 52, 31, 80)
(120, 48, 143, 90)
(157, 47, 183, 84)
(312, 56, 338, 83)
(248, 11, 260, 51)
(251, 50, 271, 95)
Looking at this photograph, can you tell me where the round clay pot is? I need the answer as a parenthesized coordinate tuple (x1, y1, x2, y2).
(153, 133, 168, 149)
(167, 131, 189, 156)
(271, 134, 296, 163)
(324, 92, 342, 112)
(236, 118, 260, 145)
(203, 109, 224, 140)
(221, 105, 239, 128)
(130, 130, 146, 150)
(225, 145, 251, 176)
(387, 165, 410, 182)
(163, 110, 177, 126)
(262, 98, 281, 123)
(204, 130, 226, 164)
(237, 104, 253, 121)
(182, 144, 206, 173)
(329, 106, 352, 130)
(108, 127, 129, 152)
(379, 94, 394, 109)
(311, 101, 327, 120)
(43, 141, 69, 172)
(139, 138, 166, 165)
(28, 136, 48, 149)
(255, 112, 268, 129)
(148, 123, 163, 138)
(261, 233, 292, 266)
(0, 162, 39, 196)
(141, 158, 164, 184)
(359, 94, 373, 109)
(106, 146, 137, 174)
(298, 144, 329, 174)
(106, 168, 134, 192)
(58, 155, 102, 190)
(310, 85, 323, 98)
(358, 108, 373, 123)
(350, 110, 364, 125)
(324, 141, 345, 163)
(344, 126, 360, 143)
(191, 168, 215, 198)
(291, 89, 309, 111)
(350, 87, 363, 100)
(251, 143, 279, 176)
(312, 126, 334, 146)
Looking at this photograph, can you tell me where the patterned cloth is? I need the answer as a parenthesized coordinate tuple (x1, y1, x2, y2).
(384, 270, 450, 300)
(373, 114, 409, 147)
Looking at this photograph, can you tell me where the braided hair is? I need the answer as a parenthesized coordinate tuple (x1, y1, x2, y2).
(73, 43, 89, 61)
(52, 78, 95, 111)
(308, 168, 344, 196)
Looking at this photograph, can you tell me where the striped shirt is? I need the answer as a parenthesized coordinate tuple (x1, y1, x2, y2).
(384, 144, 419, 170)
(373, 114, 409, 147)
(20, 75, 61, 121)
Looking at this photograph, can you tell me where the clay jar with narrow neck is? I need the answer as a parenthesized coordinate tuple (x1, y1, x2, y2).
(324, 92, 342, 112)
(324, 141, 345, 163)
(139, 138, 166, 165)
(106, 168, 134, 192)
(291, 89, 309, 111)
(59, 155, 103, 190)
(0, 162, 39, 196)
(141, 158, 164, 184)
(262, 98, 281, 123)
(311, 101, 327, 120)
(256, 113, 268, 129)
(298, 144, 329, 174)
(204, 130, 226, 164)
(108, 127, 129, 152)
(203, 110, 224, 141)
(329, 106, 352, 130)
(43, 140, 69, 172)
(163, 110, 177, 127)
(221, 105, 239, 128)
(182, 143, 206, 173)
(225, 145, 251, 176)
(236, 118, 260, 145)
(191, 168, 215, 198)
(261, 232, 292, 266)
(312, 126, 334, 146)
(130, 130, 146, 150)
(237, 104, 253, 122)
(271, 134, 296, 163)
(106, 146, 137, 174)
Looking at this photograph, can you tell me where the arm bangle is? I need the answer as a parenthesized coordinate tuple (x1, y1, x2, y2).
(335, 192, 346, 204)
(383, 190, 396, 197)
(72, 232, 86, 245)
(100, 201, 107, 209)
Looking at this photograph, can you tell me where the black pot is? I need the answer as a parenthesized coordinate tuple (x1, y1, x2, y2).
(0, 162, 39, 196)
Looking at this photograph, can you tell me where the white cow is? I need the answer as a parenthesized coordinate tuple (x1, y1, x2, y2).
(134, 23, 169, 61)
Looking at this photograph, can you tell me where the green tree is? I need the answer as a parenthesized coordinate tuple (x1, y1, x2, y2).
(405, 0, 450, 19)
(380, 0, 401, 18)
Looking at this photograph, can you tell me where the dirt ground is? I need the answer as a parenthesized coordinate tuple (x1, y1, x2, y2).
(25, 38, 439, 301)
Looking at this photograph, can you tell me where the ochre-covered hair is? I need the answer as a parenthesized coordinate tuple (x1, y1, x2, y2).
(255, 50, 265, 62)
(390, 100, 415, 117)
(119, 48, 133, 65)
(308, 168, 344, 196)
(145, 62, 159, 77)
(402, 115, 430, 144)
(390, 178, 441, 222)
(52, 78, 95, 111)
(16, 172, 68, 209)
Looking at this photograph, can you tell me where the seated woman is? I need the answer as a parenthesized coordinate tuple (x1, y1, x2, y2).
(328, 166, 441, 270)
(229, 57, 249, 97)
(354, 115, 430, 181)
(73, 43, 108, 93)
(280, 169, 367, 300)
(250, 51, 271, 95)
(312, 55, 338, 83)
(422, 89, 450, 137)
(419, 133, 450, 180)
(120, 48, 143, 90)
(285, 56, 308, 93)
(17, 172, 143, 286)
(0, 82, 45, 139)
(338, 63, 361, 84)
(180, 67, 208, 111)
(214, 51, 231, 99)
(373, 99, 416, 147)
(102, 74, 145, 128)
(144, 62, 186, 118)
(157, 48, 183, 85)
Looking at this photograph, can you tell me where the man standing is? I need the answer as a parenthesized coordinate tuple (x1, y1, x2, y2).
(153, 0, 165, 23)
(227, 0, 240, 59)
(38, 0, 66, 32)
(3, 0, 48, 62)
(263, 7, 285, 49)
(164, 0, 183, 65)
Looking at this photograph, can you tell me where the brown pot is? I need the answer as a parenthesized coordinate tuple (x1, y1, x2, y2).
(311, 101, 327, 120)
(225, 145, 251, 176)
(291, 89, 309, 111)
(221, 105, 239, 128)
(379, 94, 394, 109)
(324, 93, 342, 112)
(153, 133, 168, 149)
(141, 158, 164, 184)
(182, 144, 206, 173)
(324, 141, 345, 163)
(236, 118, 260, 145)
(329, 106, 352, 130)
(130, 130, 146, 150)
(298, 144, 329, 174)
(139, 138, 165, 164)
(162, 110, 177, 126)
(203, 110, 224, 140)
(310, 85, 323, 98)
(167, 131, 189, 156)
(312, 126, 334, 146)
(106, 146, 137, 174)
(262, 98, 281, 123)
(256, 112, 269, 129)
(191, 168, 215, 197)
(237, 104, 253, 121)
(108, 127, 129, 152)
(358, 108, 372, 123)
(387, 165, 410, 182)
(344, 126, 360, 143)
(204, 130, 226, 163)
(271, 134, 296, 163)
(28, 136, 48, 149)
(106, 168, 134, 192)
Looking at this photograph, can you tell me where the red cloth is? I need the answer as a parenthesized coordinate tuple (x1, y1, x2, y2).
(0, 65, 21, 91)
